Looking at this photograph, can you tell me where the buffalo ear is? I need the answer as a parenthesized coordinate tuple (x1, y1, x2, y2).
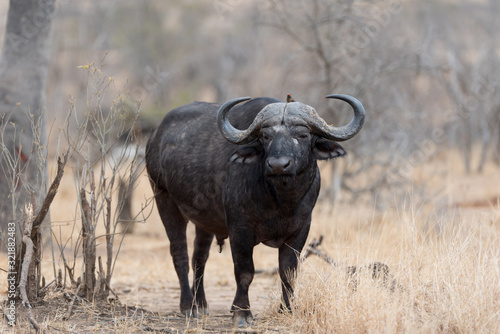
(313, 138, 346, 160)
(230, 145, 262, 164)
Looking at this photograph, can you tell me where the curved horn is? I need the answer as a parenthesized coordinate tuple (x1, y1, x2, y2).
(217, 97, 266, 145)
(307, 94, 365, 141)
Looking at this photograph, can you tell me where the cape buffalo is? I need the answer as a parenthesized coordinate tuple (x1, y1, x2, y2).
(145, 94, 365, 327)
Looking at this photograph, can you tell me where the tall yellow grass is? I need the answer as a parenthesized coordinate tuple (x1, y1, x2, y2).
(263, 201, 500, 333)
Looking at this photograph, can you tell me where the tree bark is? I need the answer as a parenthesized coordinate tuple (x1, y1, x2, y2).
(80, 189, 96, 300)
(19, 204, 41, 331)
(0, 0, 56, 246)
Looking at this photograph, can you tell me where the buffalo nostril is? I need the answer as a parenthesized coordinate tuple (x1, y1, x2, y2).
(279, 157, 291, 170)
(267, 157, 293, 174)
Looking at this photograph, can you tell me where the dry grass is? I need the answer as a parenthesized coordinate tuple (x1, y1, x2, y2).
(1, 150, 500, 333)
(263, 203, 500, 333)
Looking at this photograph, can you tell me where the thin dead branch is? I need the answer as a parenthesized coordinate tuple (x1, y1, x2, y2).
(255, 235, 399, 291)
(105, 175, 115, 293)
(300, 235, 340, 266)
(32, 152, 69, 232)
(24, 153, 70, 302)
(255, 235, 338, 275)
(51, 231, 77, 287)
(63, 283, 82, 321)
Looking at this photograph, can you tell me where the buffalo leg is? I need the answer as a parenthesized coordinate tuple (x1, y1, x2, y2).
(278, 229, 310, 311)
(229, 232, 255, 328)
(154, 189, 193, 316)
(191, 226, 214, 316)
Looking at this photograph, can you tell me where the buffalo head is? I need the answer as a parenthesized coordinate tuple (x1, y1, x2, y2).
(217, 95, 365, 186)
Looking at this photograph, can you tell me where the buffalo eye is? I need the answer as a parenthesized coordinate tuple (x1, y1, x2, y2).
(297, 133, 309, 140)
(293, 129, 310, 141)
(261, 131, 273, 144)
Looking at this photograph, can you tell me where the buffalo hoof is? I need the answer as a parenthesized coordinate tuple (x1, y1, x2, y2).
(278, 304, 292, 314)
(181, 307, 209, 318)
(195, 307, 210, 317)
(232, 311, 254, 328)
(181, 309, 194, 318)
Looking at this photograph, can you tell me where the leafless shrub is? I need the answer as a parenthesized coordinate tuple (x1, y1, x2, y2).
(2, 59, 153, 327)
(51, 60, 152, 301)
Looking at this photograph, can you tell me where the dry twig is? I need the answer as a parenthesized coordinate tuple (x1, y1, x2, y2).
(32, 153, 69, 231)
(105, 175, 115, 295)
(255, 235, 336, 275)
(63, 283, 82, 321)
(256, 235, 398, 291)
(300, 235, 340, 266)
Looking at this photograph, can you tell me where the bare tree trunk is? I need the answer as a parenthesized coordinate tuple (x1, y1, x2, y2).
(117, 177, 135, 234)
(477, 117, 490, 173)
(19, 203, 41, 331)
(80, 188, 96, 301)
(0, 0, 55, 246)
(463, 120, 472, 174)
(494, 109, 500, 165)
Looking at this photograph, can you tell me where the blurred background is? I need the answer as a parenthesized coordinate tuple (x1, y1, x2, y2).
(1, 0, 499, 208)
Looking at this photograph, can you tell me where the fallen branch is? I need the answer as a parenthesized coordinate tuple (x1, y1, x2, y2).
(300, 235, 341, 266)
(39, 279, 55, 293)
(255, 235, 399, 291)
(255, 235, 336, 275)
(63, 283, 82, 321)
